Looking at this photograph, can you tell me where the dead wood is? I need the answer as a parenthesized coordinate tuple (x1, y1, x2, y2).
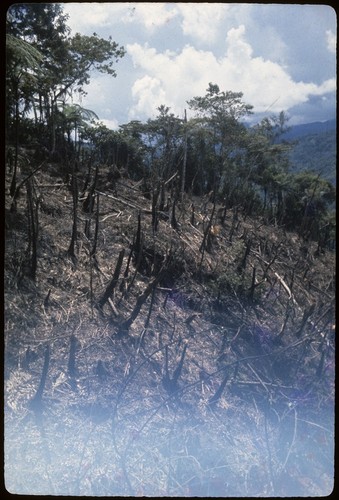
(98, 248, 125, 309)
(118, 258, 170, 333)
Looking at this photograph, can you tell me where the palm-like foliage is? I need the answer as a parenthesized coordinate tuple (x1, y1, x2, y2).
(60, 103, 99, 149)
(6, 33, 43, 69)
(6, 33, 43, 117)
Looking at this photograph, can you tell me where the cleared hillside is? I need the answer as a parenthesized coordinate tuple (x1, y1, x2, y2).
(4, 157, 335, 497)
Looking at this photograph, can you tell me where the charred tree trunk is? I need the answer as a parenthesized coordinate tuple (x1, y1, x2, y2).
(237, 237, 252, 274)
(26, 179, 39, 281)
(67, 168, 78, 262)
(81, 156, 93, 195)
(133, 212, 142, 265)
(162, 343, 188, 395)
(171, 198, 179, 230)
(208, 369, 229, 406)
(191, 204, 195, 225)
(83, 162, 99, 213)
(144, 286, 156, 329)
(198, 203, 216, 273)
(180, 109, 188, 203)
(90, 193, 100, 259)
(10, 84, 20, 206)
(119, 259, 169, 333)
(98, 248, 125, 310)
(248, 266, 256, 303)
(152, 187, 159, 233)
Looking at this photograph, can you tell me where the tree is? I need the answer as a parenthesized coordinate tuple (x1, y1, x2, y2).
(143, 106, 184, 182)
(81, 121, 145, 176)
(6, 3, 70, 145)
(187, 83, 253, 201)
(244, 112, 293, 220)
(283, 171, 336, 238)
(60, 103, 99, 157)
(6, 33, 43, 197)
(6, 4, 125, 153)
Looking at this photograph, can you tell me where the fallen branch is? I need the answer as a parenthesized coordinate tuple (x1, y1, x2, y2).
(118, 257, 170, 333)
(274, 271, 297, 304)
(95, 189, 150, 213)
(98, 248, 125, 309)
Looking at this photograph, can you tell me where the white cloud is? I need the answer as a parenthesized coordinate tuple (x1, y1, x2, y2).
(226, 25, 252, 61)
(177, 3, 229, 43)
(63, 3, 128, 33)
(122, 3, 178, 31)
(94, 118, 119, 130)
(127, 25, 336, 120)
(127, 42, 219, 118)
(326, 29, 336, 53)
(129, 75, 167, 119)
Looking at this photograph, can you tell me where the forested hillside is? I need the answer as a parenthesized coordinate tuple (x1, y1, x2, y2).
(5, 4, 335, 497)
(288, 128, 336, 185)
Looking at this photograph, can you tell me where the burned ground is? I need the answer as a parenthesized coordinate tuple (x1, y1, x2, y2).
(4, 158, 335, 496)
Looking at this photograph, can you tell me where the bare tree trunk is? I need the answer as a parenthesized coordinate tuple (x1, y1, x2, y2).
(119, 259, 169, 333)
(98, 249, 125, 309)
(180, 109, 187, 202)
(152, 187, 159, 233)
(208, 369, 229, 406)
(237, 237, 252, 274)
(90, 193, 100, 258)
(67, 167, 78, 262)
(26, 179, 39, 281)
(10, 85, 20, 205)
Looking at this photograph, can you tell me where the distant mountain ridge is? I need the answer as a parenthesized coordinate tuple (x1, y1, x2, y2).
(281, 118, 336, 141)
(282, 119, 336, 184)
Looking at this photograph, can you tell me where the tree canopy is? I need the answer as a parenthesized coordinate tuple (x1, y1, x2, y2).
(5, 6, 335, 243)
(6, 3, 125, 153)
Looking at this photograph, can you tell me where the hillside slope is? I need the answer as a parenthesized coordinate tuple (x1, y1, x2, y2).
(288, 129, 336, 184)
(281, 119, 336, 141)
(279, 119, 336, 184)
(4, 157, 335, 496)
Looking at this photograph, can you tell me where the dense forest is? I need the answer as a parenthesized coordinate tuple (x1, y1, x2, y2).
(5, 4, 335, 497)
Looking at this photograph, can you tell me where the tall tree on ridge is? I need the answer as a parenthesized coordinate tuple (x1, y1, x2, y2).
(6, 3, 125, 154)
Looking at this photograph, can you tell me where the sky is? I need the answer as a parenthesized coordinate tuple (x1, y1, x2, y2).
(61, 2, 337, 129)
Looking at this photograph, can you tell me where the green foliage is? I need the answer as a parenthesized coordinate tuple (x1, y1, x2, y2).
(187, 82, 254, 121)
(142, 105, 184, 182)
(81, 122, 145, 175)
(6, 33, 43, 70)
(68, 33, 125, 83)
(6, 34, 44, 140)
(186, 84, 253, 197)
(5, 6, 334, 241)
(6, 3, 125, 155)
(283, 171, 336, 235)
